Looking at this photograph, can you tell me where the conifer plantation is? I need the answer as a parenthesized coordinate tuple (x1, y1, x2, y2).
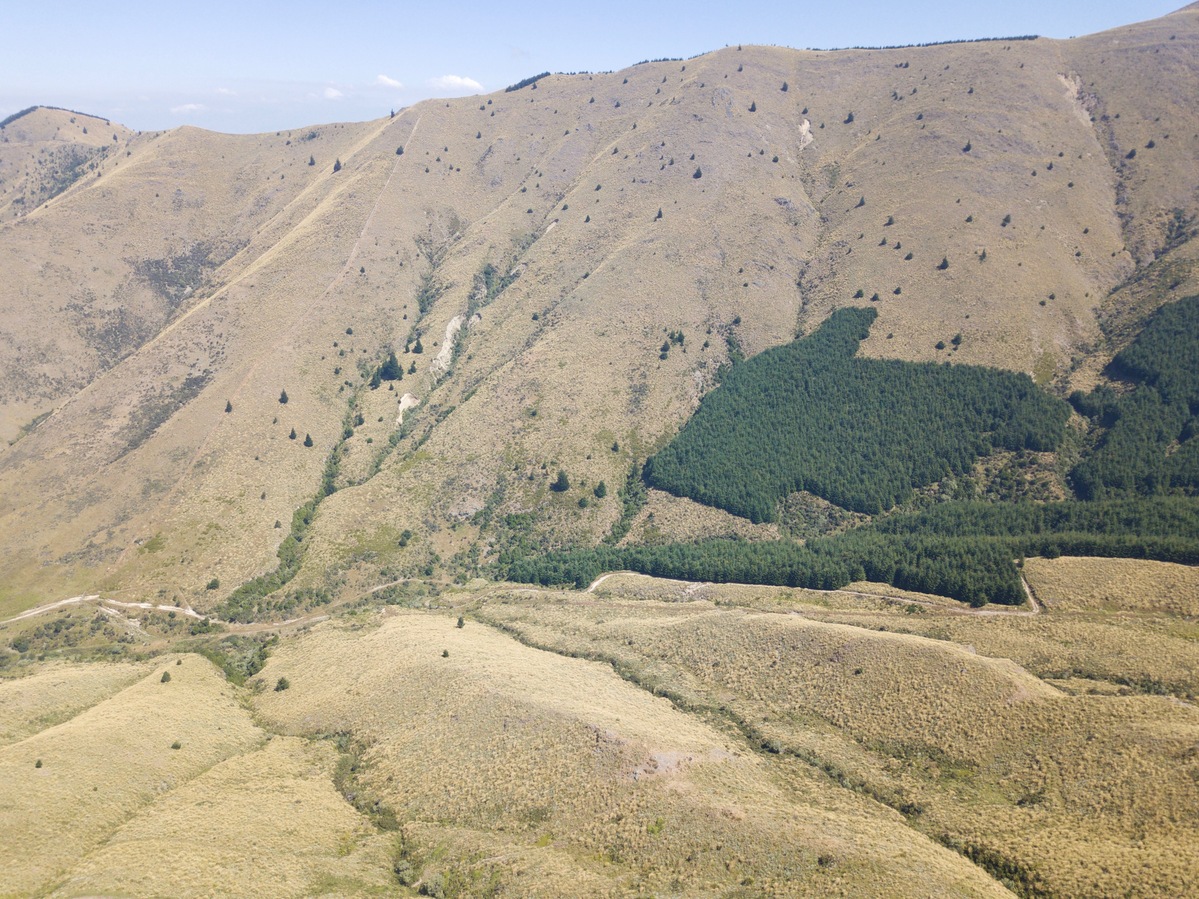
(645, 307, 1070, 519)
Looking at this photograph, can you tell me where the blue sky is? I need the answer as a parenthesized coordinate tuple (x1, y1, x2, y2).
(0, 0, 1182, 134)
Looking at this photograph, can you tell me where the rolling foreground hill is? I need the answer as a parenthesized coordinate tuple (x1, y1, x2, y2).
(1, 5, 1199, 897)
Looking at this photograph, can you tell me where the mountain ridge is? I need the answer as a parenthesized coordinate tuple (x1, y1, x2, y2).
(0, 6, 1196, 612)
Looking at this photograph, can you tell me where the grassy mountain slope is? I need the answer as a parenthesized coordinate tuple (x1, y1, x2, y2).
(2, 11, 1199, 893)
(0, 8, 1195, 616)
(0, 107, 136, 222)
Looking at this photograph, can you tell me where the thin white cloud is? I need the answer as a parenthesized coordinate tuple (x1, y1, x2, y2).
(428, 74, 483, 93)
(215, 87, 236, 96)
(376, 74, 403, 89)
(323, 86, 344, 100)
(170, 103, 206, 114)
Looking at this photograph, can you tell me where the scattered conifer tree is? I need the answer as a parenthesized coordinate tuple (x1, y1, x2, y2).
(379, 351, 402, 381)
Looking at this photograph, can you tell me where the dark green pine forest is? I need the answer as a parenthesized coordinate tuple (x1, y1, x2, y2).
(507, 497, 1199, 606)
(644, 307, 1069, 519)
(1069, 294, 1199, 499)
(507, 296, 1199, 606)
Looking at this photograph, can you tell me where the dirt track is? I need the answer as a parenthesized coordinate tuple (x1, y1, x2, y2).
(585, 571, 1042, 616)
(4, 569, 1041, 634)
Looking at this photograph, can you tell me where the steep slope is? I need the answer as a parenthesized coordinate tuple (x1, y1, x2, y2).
(0, 7, 1196, 613)
(0, 116, 376, 443)
(1061, 6, 1199, 264)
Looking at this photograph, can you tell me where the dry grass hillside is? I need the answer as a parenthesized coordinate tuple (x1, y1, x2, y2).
(1, 13, 1198, 894)
(0, 110, 374, 443)
(0, 559, 1195, 896)
(0, 9, 1195, 612)
(481, 575, 1199, 898)
(0, 107, 136, 222)
(0, 652, 398, 897)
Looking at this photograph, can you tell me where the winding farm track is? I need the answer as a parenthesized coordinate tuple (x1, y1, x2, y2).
(1, 594, 324, 632)
(585, 570, 1042, 616)
(3, 569, 1042, 632)
(4, 594, 209, 625)
(5, 594, 103, 623)
(0, 574, 421, 632)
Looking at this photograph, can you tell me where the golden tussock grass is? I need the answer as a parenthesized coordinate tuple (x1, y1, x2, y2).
(48, 736, 395, 898)
(478, 579, 1199, 898)
(1024, 555, 1199, 616)
(1, 568, 1196, 897)
(0, 659, 155, 747)
(813, 602, 1199, 700)
(253, 609, 1010, 896)
(0, 656, 263, 895)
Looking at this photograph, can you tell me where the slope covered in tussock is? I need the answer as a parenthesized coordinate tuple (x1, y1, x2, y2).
(2, 8, 1198, 898)
(252, 609, 1013, 897)
(0, 8, 1194, 621)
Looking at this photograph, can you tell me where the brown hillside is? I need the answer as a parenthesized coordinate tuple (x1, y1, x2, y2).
(0, 107, 137, 222)
(0, 8, 1196, 611)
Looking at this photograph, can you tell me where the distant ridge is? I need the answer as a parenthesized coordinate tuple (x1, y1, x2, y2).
(0, 105, 112, 130)
(808, 34, 1039, 52)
